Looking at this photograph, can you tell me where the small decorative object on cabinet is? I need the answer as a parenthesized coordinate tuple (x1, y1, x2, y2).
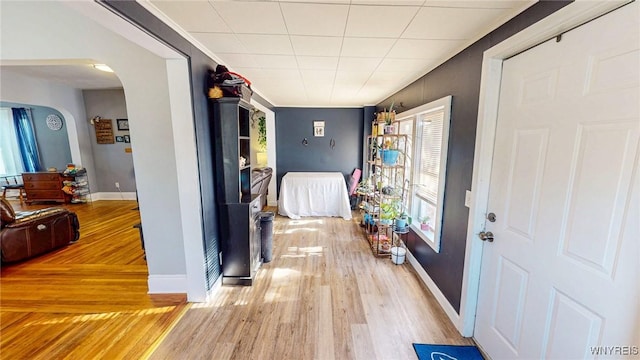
(359, 127, 408, 257)
(210, 97, 261, 285)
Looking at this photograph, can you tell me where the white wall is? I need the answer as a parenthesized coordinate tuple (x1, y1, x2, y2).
(82, 89, 137, 193)
(0, 71, 98, 193)
(0, 1, 198, 292)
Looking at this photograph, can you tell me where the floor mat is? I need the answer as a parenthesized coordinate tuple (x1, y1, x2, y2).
(412, 344, 484, 360)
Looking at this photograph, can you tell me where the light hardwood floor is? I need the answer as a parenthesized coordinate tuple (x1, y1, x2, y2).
(151, 210, 472, 359)
(0, 200, 187, 359)
(1, 200, 471, 359)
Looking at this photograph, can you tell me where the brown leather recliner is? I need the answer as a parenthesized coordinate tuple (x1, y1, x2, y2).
(0, 198, 80, 263)
(251, 167, 272, 209)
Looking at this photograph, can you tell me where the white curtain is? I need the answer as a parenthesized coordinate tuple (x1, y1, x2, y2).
(0, 107, 25, 176)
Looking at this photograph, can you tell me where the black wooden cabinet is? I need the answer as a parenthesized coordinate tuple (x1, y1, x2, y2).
(211, 98, 261, 285)
(220, 195, 261, 285)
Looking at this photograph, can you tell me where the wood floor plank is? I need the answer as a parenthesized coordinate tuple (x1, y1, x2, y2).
(151, 211, 472, 359)
(0, 200, 187, 359)
(2, 201, 472, 359)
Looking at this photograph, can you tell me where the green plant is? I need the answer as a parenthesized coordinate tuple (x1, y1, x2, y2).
(257, 116, 267, 151)
(419, 216, 430, 224)
(384, 101, 395, 125)
(380, 199, 403, 220)
(379, 203, 395, 220)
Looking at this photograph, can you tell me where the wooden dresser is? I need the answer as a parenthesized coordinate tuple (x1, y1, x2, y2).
(22, 172, 73, 204)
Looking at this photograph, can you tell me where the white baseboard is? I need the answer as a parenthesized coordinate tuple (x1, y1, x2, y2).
(204, 275, 223, 302)
(148, 274, 188, 294)
(91, 192, 137, 201)
(406, 250, 464, 335)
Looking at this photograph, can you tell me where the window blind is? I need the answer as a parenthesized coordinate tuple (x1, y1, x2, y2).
(416, 109, 444, 204)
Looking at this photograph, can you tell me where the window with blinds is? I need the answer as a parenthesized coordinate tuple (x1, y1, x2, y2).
(406, 95, 451, 252)
(416, 109, 444, 204)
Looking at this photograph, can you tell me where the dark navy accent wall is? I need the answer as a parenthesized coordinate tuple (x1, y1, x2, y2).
(275, 107, 364, 194)
(377, 0, 572, 313)
(362, 106, 375, 175)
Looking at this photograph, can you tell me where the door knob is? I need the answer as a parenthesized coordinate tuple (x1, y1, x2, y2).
(479, 231, 494, 242)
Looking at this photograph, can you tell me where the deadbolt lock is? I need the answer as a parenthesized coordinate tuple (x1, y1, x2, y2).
(487, 212, 496, 222)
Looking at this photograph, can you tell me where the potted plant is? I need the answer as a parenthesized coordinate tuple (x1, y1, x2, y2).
(252, 111, 268, 165)
(419, 216, 431, 231)
(379, 202, 398, 226)
(395, 211, 410, 231)
(383, 102, 396, 134)
(380, 138, 400, 165)
(257, 115, 267, 151)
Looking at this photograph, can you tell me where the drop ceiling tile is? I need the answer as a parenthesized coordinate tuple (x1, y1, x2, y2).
(154, 0, 531, 106)
(297, 56, 339, 70)
(231, 67, 263, 82)
(366, 71, 409, 85)
(425, 0, 525, 9)
(305, 83, 334, 99)
(259, 80, 306, 92)
(387, 39, 463, 59)
(279, 0, 349, 3)
(351, 0, 426, 6)
(377, 57, 427, 72)
(334, 70, 372, 87)
(192, 33, 249, 54)
(332, 85, 361, 102)
(340, 38, 396, 58)
(248, 68, 302, 81)
(402, 6, 508, 39)
(345, 5, 419, 38)
(151, 1, 230, 33)
(281, 3, 349, 36)
(252, 55, 298, 69)
(337, 57, 382, 72)
(306, 93, 335, 105)
(300, 69, 336, 85)
(236, 34, 293, 55)
(216, 53, 259, 69)
(290, 36, 343, 56)
(211, 1, 287, 34)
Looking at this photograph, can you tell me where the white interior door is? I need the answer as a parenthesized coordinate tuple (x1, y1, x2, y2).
(475, 3, 639, 359)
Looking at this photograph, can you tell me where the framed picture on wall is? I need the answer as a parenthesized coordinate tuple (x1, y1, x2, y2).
(117, 118, 129, 131)
(115, 136, 124, 142)
(313, 120, 325, 137)
(123, 135, 130, 143)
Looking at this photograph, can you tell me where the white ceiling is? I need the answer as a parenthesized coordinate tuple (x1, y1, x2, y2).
(146, 0, 537, 107)
(0, 62, 123, 90)
(0, 1, 536, 107)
